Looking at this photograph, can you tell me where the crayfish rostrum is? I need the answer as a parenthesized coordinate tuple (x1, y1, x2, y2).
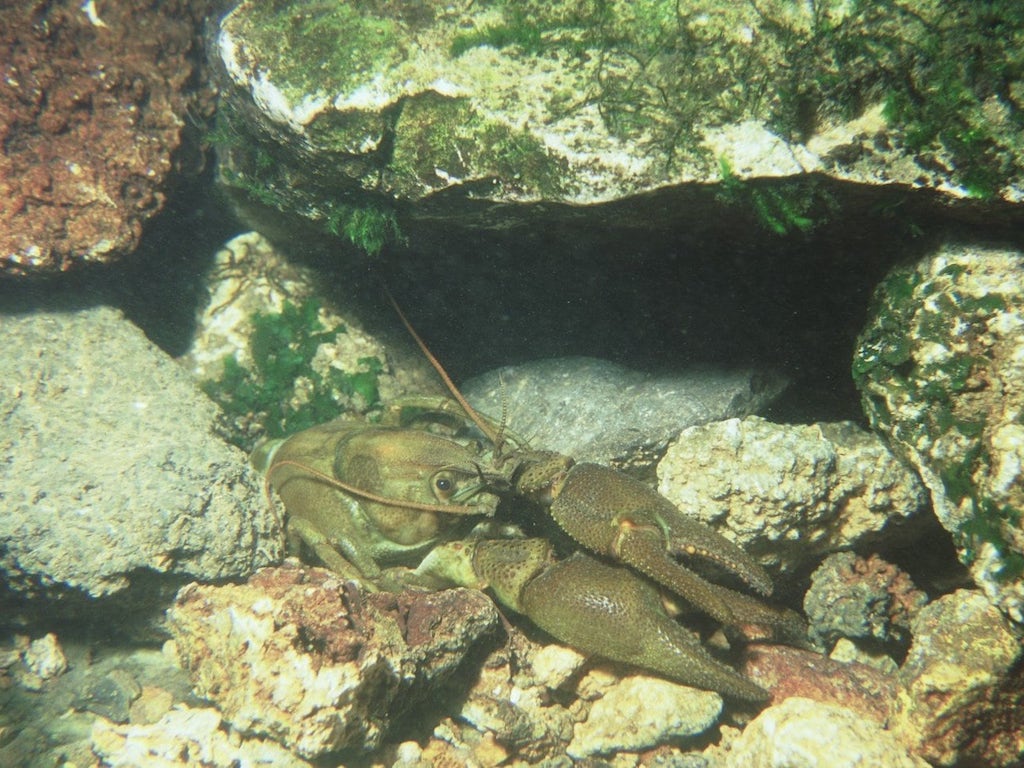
(252, 302, 806, 703)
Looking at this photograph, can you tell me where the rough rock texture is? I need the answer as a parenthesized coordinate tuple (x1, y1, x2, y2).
(464, 359, 785, 466)
(657, 416, 927, 574)
(0, 307, 281, 618)
(803, 552, 928, 655)
(854, 243, 1024, 620)
(567, 675, 722, 758)
(721, 697, 928, 768)
(453, 633, 582, 763)
(0, 0, 214, 275)
(893, 589, 1024, 767)
(91, 705, 313, 768)
(167, 563, 500, 758)
(212, 0, 1024, 243)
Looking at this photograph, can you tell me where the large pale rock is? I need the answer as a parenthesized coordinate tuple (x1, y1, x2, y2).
(212, 0, 1024, 244)
(168, 563, 499, 758)
(724, 697, 928, 768)
(0, 307, 281, 617)
(854, 244, 1024, 620)
(657, 416, 927, 574)
(464, 358, 784, 465)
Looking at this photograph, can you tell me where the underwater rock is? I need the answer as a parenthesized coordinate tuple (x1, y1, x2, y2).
(184, 231, 414, 451)
(11, 633, 68, 691)
(167, 563, 499, 758)
(464, 358, 785, 466)
(212, 1, 1024, 246)
(893, 589, 1024, 767)
(854, 244, 1024, 621)
(0, 307, 282, 621)
(0, 636, 197, 767)
(0, 0, 213, 275)
(567, 675, 722, 758)
(721, 697, 928, 768)
(657, 416, 927, 575)
(803, 552, 928, 656)
(448, 632, 579, 763)
(740, 644, 898, 726)
(91, 704, 313, 768)
(184, 231, 323, 384)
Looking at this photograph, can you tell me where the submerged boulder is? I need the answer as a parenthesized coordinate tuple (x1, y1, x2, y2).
(0, 306, 282, 622)
(854, 243, 1024, 621)
(212, 1, 1024, 250)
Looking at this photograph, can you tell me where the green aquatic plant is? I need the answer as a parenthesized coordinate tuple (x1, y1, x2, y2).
(715, 157, 818, 235)
(202, 300, 383, 450)
(450, 7, 547, 57)
(322, 202, 403, 257)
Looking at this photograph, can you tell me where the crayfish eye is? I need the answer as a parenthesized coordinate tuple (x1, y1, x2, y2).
(432, 472, 456, 501)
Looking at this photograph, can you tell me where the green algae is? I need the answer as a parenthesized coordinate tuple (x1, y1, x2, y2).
(229, 1, 402, 102)
(202, 300, 383, 450)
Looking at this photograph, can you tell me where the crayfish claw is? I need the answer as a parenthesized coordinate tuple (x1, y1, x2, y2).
(519, 552, 771, 703)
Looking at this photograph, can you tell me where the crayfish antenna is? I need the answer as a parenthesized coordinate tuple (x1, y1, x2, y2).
(385, 287, 507, 456)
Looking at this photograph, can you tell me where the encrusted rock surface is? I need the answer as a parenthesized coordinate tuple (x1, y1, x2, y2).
(893, 589, 1024, 767)
(854, 243, 1024, 620)
(803, 552, 928, 656)
(657, 416, 927, 574)
(185, 231, 422, 450)
(167, 563, 500, 758)
(0, 0, 213, 275)
(0, 306, 281, 619)
(719, 697, 928, 768)
(464, 358, 785, 466)
(0, 633, 198, 768)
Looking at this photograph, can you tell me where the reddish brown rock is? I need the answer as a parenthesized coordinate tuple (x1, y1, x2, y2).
(168, 563, 499, 758)
(741, 644, 899, 724)
(0, 0, 214, 275)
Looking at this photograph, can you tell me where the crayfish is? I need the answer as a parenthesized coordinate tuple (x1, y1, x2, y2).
(252, 298, 806, 702)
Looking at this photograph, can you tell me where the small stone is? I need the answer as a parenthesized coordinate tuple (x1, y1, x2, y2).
(129, 685, 175, 725)
(529, 644, 586, 690)
(14, 633, 68, 691)
(77, 669, 143, 723)
(804, 551, 927, 654)
(568, 675, 722, 758)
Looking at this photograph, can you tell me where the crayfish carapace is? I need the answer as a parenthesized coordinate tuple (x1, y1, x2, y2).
(252, 296, 807, 702)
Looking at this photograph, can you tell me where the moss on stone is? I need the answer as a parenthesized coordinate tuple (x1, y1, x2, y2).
(230, 1, 402, 101)
(390, 92, 568, 198)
